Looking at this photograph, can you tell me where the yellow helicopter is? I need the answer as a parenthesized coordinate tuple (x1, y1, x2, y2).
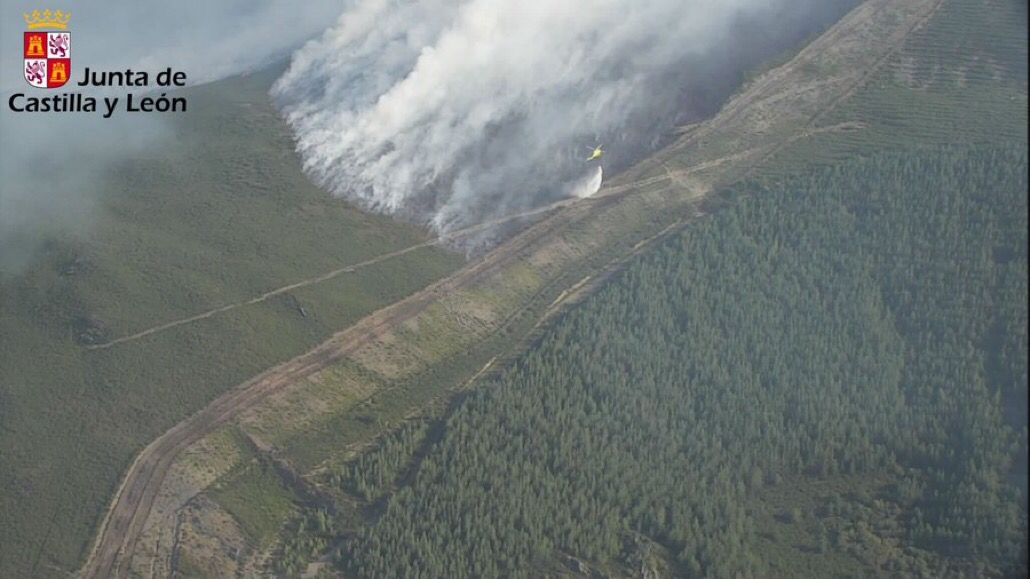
(585, 145, 604, 162)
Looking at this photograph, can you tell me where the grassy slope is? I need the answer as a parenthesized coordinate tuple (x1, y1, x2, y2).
(753, 0, 1027, 178)
(0, 68, 463, 577)
(73, 0, 1025, 574)
(209, 461, 299, 548)
(173, 1, 947, 571)
(247, 0, 1026, 574)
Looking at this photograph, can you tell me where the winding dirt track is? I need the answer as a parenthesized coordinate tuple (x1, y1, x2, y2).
(79, 1, 941, 575)
(79, 187, 623, 579)
(86, 198, 580, 350)
(86, 162, 724, 352)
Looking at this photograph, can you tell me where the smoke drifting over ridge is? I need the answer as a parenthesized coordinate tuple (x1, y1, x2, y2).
(1, 0, 350, 273)
(273, 0, 856, 240)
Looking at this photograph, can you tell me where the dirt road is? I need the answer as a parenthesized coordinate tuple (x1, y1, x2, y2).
(79, 1, 940, 575)
(79, 186, 606, 578)
(86, 197, 576, 350)
(85, 159, 752, 352)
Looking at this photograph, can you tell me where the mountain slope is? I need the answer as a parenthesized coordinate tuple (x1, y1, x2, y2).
(0, 68, 463, 578)
(340, 144, 1027, 577)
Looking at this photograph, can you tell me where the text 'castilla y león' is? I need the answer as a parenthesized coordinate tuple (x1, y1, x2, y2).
(8, 67, 190, 118)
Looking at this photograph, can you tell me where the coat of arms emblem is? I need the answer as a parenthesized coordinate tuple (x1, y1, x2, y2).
(23, 9, 71, 88)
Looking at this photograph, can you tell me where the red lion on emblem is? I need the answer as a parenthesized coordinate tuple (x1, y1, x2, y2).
(48, 33, 69, 57)
(25, 61, 45, 85)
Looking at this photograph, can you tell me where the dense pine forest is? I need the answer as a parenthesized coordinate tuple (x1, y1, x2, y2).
(326, 145, 1027, 577)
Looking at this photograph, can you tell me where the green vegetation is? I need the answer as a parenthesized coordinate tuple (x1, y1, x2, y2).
(247, 3, 1028, 576)
(757, 0, 1027, 178)
(255, 237, 616, 476)
(3, 0, 1024, 576)
(0, 68, 462, 577)
(331, 419, 432, 502)
(210, 461, 299, 546)
(272, 508, 337, 576)
(329, 145, 1027, 578)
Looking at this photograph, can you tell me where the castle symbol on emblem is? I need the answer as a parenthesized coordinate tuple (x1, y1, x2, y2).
(23, 9, 71, 88)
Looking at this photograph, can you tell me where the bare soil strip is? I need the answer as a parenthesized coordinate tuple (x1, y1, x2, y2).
(81, 189, 600, 578)
(87, 150, 790, 352)
(79, 2, 940, 576)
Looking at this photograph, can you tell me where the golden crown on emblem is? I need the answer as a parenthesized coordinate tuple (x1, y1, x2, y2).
(23, 9, 71, 30)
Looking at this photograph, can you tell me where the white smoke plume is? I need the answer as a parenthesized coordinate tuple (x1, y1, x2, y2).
(273, 0, 856, 241)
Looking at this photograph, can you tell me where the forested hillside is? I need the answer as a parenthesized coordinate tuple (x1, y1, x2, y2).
(0, 69, 463, 578)
(327, 145, 1027, 578)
